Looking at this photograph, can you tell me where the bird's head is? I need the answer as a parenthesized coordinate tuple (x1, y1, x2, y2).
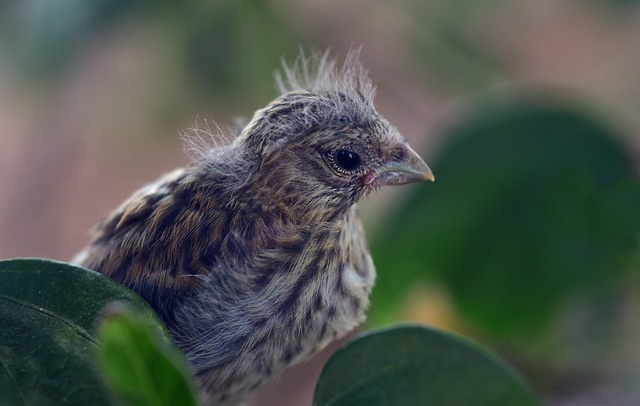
(235, 50, 433, 221)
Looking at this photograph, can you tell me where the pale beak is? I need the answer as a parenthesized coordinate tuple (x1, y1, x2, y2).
(375, 143, 434, 186)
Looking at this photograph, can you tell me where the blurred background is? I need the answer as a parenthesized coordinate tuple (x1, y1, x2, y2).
(1, 0, 639, 404)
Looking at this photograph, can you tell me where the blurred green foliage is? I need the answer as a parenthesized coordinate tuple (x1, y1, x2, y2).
(99, 306, 198, 406)
(179, 1, 300, 100)
(1, 0, 300, 103)
(408, 1, 506, 92)
(0, 0, 165, 79)
(371, 95, 640, 336)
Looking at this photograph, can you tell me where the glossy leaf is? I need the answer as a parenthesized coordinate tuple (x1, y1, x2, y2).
(314, 324, 539, 406)
(0, 258, 170, 405)
(371, 96, 640, 333)
(98, 307, 198, 406)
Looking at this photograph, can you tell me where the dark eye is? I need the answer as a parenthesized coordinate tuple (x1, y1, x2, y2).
(335, 149, 361, 171)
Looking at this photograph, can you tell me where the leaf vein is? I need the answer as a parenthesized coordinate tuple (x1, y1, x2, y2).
(0, 293, 100, 346)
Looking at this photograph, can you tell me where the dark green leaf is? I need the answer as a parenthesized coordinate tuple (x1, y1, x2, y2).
(371, 96, 640, 333)
(0, 258, 167, 405)
(314, 324, 539, 406)
(98, 306, 197, 406)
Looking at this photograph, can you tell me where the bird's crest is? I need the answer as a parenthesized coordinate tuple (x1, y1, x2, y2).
(240, 48, 381, 153)
(276, 48, 376, 111)
(184, 48, 380, 158)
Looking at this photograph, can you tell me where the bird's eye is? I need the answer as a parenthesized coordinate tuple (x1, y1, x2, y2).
(334, 149, 361, 171)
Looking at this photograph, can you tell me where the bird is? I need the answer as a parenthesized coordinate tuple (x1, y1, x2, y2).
(74, 49, 434, 405)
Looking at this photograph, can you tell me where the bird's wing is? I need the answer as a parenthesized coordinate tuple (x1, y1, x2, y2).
(75, 168, 227, 322)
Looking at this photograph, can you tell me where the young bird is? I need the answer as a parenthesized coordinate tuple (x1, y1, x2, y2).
(74, 50, 433, 405)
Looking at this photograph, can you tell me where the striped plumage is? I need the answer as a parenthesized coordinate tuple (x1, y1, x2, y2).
(74, 50, 433, 405)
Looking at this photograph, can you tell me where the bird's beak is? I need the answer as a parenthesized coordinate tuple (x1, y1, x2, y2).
(375, 143, 434, 186)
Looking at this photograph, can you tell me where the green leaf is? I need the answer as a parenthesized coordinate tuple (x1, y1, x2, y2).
(98, 306, 198, 406)
(0, 258, 168, 405)
(314, 324, 539, 406)
(371, 96, 640, 333)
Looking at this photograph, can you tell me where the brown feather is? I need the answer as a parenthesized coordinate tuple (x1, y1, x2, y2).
(74, 49, 431, 406)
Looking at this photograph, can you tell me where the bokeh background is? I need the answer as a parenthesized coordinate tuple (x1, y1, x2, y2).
(1, 1, 639, 405)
